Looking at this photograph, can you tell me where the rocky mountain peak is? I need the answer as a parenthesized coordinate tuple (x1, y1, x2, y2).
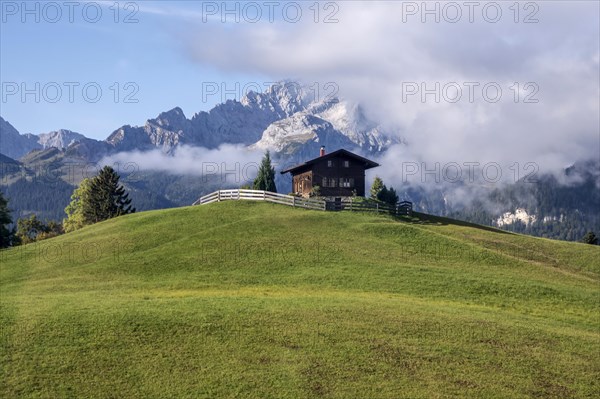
(241, 81, 308, 118)
(0, 117, 42, 159)
(145, 107, 192, 151)
(38, 129, 86, 150)
(150, 107, 188, 129)
(2, 81, 397, 162)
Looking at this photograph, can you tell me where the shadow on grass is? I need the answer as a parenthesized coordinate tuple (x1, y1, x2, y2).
(396, 211, 514, 235)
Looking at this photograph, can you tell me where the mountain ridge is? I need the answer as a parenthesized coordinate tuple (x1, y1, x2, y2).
(1, 83, 598, 242)
(1, 82, 395, 162)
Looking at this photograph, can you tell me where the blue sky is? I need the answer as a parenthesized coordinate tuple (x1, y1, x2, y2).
(1, 1, 598, 173)
(1, 1, 271, 138)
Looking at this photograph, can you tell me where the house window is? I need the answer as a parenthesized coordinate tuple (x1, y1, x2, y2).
(327, 160, 334, 167)
(343, 160, 350, 168)
(322, 177, 328, 187)
(340, 178, 354, 188)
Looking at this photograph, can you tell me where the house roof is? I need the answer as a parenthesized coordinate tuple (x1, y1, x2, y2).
(280, 149, 380, 174)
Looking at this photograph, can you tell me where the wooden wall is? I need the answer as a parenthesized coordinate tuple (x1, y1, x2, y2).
(291, 154, 368, 197)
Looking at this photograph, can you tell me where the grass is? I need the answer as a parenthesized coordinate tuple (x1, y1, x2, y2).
(1, 201, 599, 398)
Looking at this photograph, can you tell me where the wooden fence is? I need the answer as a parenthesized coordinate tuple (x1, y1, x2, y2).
(193, 189, 413, 216)
(327, 199, 413, 216)
(193, 189, 326, 211)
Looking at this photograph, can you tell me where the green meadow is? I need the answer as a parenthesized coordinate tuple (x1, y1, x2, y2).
(1, 201, 598, 398)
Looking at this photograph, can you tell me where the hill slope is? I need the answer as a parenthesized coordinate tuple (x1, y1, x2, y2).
(1, 202, 598, 398)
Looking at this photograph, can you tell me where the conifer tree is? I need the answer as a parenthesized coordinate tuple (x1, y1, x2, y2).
(84, 166, 135, 223)
(384, 186, 399, 206)
(0, 191, 13, 248)
(371, 177, 399, 206)
(370, 176, 384, 199)
(253, 151, 277, 192)
(581, 231, 599, 245)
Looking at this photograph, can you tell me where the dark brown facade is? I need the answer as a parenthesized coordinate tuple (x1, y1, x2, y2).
(281, 148, 379, 198)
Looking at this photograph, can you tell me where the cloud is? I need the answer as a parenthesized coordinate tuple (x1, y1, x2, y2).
(178, 1, 599, 180)
(100, 144, 263, 183)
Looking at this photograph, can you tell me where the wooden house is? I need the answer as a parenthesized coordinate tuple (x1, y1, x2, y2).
(281, 147, 380, 198)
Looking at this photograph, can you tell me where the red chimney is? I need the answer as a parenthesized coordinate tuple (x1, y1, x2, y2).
(320, 146, 326, 157)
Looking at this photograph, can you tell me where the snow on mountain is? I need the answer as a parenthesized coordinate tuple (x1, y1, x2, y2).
(190, 81, 312, 148)
(252, 113, 356, 160)
(313, 101, 394, 152)
(542, 215, 565, 224)
(105, 82, 315, 153)
(106, 81, 397, 158)
(495, 208, 537, 227)
(253, 95, 397, 161)
(241, 81, 311, 116)
(2, 82, 398, 164)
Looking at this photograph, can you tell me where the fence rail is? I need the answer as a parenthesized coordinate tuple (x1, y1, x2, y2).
(193, 189, 326, 211)
(193, 189, 413, 216)
(328, 199, 413, 215)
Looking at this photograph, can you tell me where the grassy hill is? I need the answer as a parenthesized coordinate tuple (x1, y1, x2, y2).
(1, 202, 598, 398)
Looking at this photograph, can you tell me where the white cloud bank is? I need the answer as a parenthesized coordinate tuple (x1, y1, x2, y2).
(100, 144, 263, 182)
(173, 1, 599, 187)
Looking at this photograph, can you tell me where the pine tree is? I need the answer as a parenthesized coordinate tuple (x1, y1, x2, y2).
(378, 185, 389, 203)
(370, 176, 384, 199)
(84, 166, 135, 223)
(371, 177, 399, 206)
(0, 191, 13, 248)
(253, 151, 277, 193)
(581, 231, 599, 245)
(385, 187, 399, 206)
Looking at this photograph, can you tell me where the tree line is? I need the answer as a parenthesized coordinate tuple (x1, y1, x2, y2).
(369, 176, 399, 206)
(1, 158, 598, 247)
(1, 166, 134, 247)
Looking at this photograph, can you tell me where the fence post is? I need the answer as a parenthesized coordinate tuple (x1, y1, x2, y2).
(218, 191, 221, 202)
(263, 191, 266, 201)
(376, 203, 379, 213)
(293, 196, 296, 207)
